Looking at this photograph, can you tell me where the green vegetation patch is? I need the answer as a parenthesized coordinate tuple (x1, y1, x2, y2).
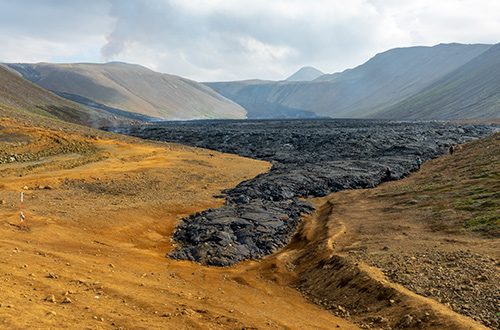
(465, 214, 500, 228)
(377, 132, 500, 237)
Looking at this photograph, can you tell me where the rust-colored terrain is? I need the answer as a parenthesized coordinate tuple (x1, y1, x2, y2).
(1, 113, 498, 329)
(0, 117, 358, 329)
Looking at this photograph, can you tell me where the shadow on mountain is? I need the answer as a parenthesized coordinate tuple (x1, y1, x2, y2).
(53, 91, 159, 123)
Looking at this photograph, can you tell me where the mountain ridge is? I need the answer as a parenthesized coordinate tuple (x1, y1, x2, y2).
(5, 62, 247, 121)
(4, 42, 500, 123)
(206, 43, 498, 120)
(0, 63, 162, 127)
(373, 42, 500, 120)
(0, 63, 94, 125)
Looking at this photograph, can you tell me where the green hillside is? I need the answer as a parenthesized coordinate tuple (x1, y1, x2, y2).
(376, 131, 500, 237)
(0, 64, 154, 127)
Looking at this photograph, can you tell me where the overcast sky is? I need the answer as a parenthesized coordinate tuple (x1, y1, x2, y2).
(1, 0, 499, 82)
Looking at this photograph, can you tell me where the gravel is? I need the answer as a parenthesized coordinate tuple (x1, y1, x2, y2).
(356, 249, 500, 329)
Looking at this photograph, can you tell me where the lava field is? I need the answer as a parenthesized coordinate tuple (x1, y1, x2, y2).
(105, 119, 496, 266)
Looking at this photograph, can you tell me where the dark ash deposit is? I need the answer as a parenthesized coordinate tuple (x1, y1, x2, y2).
(105, 119, 496, 266)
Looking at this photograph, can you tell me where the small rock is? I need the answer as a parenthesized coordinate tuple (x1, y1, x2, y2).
(22, 186, 29, 190)
(476, 275, 488, 282)
(375, 316, 389, 324)
(48, 273, 57, 279)
(46, 311, 57, 316)
(401, 314, 413, 326)
(181, 309, 194, 316)
(62, 297, 72, 304)
(45, 295, 56, 303)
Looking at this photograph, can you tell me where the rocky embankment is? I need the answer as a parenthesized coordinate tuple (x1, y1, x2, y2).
(105, 119, 496, 266)
(351, 249, 500, 329)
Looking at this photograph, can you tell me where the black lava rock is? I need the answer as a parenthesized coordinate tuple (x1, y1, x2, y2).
(167, 199, 315, 266)
(104, 119, 497, 265)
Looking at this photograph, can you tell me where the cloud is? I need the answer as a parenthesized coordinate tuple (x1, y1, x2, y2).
(0, 0, 110, 40)
(370, 0, 500, 44)
(1, 0, 500, 81)
(100, 0, 399, 80)
(0, 0, 110, 63)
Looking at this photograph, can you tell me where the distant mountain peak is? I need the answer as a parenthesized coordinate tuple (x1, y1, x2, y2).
(286, 66, 324, 81)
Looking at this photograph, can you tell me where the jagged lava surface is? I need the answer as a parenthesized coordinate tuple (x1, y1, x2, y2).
(106, 119, 497, 266)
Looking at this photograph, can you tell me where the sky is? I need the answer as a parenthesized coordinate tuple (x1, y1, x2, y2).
(1, 0, 500, 82)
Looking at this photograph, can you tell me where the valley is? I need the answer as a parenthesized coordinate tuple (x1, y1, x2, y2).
(110, 119, 495, 268)
(1, 114, 498, 329)
(1, 38, 500, 330)
(5, 43, 500, 122)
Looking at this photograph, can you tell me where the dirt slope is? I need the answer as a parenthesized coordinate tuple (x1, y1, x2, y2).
(267, 133, 500, 329)
(0, 116, 358, 329)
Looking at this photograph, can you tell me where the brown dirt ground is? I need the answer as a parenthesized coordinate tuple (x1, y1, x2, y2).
(0, 117, 359, 330)
(0, 116, 496, 330)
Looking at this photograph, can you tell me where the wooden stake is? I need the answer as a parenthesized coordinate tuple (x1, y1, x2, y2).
(20, 192, 26, 230)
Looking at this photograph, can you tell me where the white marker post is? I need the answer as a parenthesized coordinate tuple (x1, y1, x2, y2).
(20, 192, 26, 230)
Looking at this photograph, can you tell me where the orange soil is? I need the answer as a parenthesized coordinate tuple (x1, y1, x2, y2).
(0, 117, 359, 329)
(1, 116, 494, 330)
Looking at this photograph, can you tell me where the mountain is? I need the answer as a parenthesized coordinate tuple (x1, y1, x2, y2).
(206, 43, 497, 120)
(0, 63, 96, 125)
(6, 62, 247, 121)
(0, 63, 167, 127)
(374, 43, 500, 120)
(202, 79, 324, 119)
(5, 43, 500, 123)
(286, 66, 323, 81)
